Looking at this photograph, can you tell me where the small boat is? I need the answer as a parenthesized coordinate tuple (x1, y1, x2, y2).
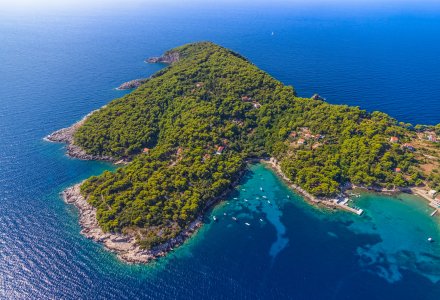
(256, 197, 260, 199)
(262, 195, 267, 199)
(259, 218, 263, 222)
(271, 31, 274, 36)
(244, 199, 248, 202)
(213, 216, 217, 221)
(223, 213, 227, 216)
(260, 187, 263, 191)
(267, 200, 271, 204)
(242, 189, 246, 191)
(233, 197, 238, 200)
(232, 217, 237, 221)
(428, 237, 434, 242)
(287, 195, 290, 198)
(245, 222, 250, 226)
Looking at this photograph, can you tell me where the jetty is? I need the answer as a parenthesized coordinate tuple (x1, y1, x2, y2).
(331, 197, 364, 215)
(263, 158, 363, 216)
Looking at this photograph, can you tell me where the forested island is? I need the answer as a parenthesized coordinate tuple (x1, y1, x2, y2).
(48, 42, 440, 262)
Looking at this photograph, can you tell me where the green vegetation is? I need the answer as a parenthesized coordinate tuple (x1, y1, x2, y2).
(74, 42, 431, 248)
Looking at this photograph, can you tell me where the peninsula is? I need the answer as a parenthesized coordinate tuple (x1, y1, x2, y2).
(48, 42, 440, 263)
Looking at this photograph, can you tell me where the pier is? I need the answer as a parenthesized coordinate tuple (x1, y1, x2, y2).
(331, 198, 364, 215)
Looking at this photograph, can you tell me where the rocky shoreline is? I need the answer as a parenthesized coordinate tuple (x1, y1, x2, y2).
(45, 110, 115, 162)
(60, 162, 247, 263)
(145, 51, 180, 64)
(116, 78, 149, 90)
(62, 184, 203, 263)
(263, 157, 440, 217)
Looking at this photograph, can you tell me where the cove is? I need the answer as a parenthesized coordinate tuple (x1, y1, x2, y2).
(128, 164, 440, 299)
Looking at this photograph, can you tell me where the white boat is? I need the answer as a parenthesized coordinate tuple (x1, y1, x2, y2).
(233, 197, 238, 200)
(267, 200, 271, 204)
(232, 217, 237, 221)
(262, 196, 267, 199)
(223, 213, 227, 216)
(213, 216, 217, 221)
(428, 237, 434, 242)
(287, 195, 290, 198)
(260, 218, 263, 222)
(271, 31, 274, 36)
(244, 199, 248, 202)
(245, 222, 250, 226)
(260, 187, 263, 191)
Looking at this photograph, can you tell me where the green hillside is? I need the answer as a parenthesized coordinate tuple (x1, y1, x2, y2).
(74, 42, 435, 249)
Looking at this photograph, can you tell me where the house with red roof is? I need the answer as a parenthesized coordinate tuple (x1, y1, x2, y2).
(390, 136, 399, 143)
(216, 146, 225, 155)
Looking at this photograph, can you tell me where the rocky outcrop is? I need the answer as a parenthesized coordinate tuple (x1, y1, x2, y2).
(45, 109, 114, 162)
(117, 78, 149, 90)
(311, 94, 325, 101)
(62, 184, 202, 263)
(145, 51, 180, 64)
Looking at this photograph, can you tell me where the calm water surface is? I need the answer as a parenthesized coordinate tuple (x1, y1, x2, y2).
(1, 4, 440, 299)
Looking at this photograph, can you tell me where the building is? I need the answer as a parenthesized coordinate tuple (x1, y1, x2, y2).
(402, 143, 415, 151)
(428, 135, 438, 142)
(297, 139, 305, 145)
(390, 136, 399, 143)
(241, 96, 252, 102)
(312, 143, 321, 149)
(143, 148, 150, 153)
(395, 167, 401, 173)
(216, 146, 225, 155)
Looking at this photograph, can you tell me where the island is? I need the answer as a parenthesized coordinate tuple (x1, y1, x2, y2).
(46, 42, 440, 263)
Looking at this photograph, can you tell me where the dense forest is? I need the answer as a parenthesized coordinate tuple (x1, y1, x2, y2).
(74, 42, 438, 248)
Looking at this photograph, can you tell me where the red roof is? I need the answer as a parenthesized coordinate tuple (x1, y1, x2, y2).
(143, 148, 150, 153)
(395, 167, 401, 172)
(217, 146, 225, 152)
(390, 136, 399, 143)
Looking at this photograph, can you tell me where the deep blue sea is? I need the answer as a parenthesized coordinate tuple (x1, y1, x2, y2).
(1, 3, 440, 299)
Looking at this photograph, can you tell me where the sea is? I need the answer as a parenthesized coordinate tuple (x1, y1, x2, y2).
(1, 2, 440, 299)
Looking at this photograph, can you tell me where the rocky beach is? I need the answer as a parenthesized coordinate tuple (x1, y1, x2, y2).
(45, 109, 114, 162)
(62, 184, 203, 263)
(116, 78, 149, 90)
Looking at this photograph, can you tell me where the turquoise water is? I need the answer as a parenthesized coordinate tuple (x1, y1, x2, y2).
(1, 3, 440, 299)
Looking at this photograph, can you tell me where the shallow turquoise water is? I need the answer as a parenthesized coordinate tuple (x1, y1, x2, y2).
(134, 164, 440, 298)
